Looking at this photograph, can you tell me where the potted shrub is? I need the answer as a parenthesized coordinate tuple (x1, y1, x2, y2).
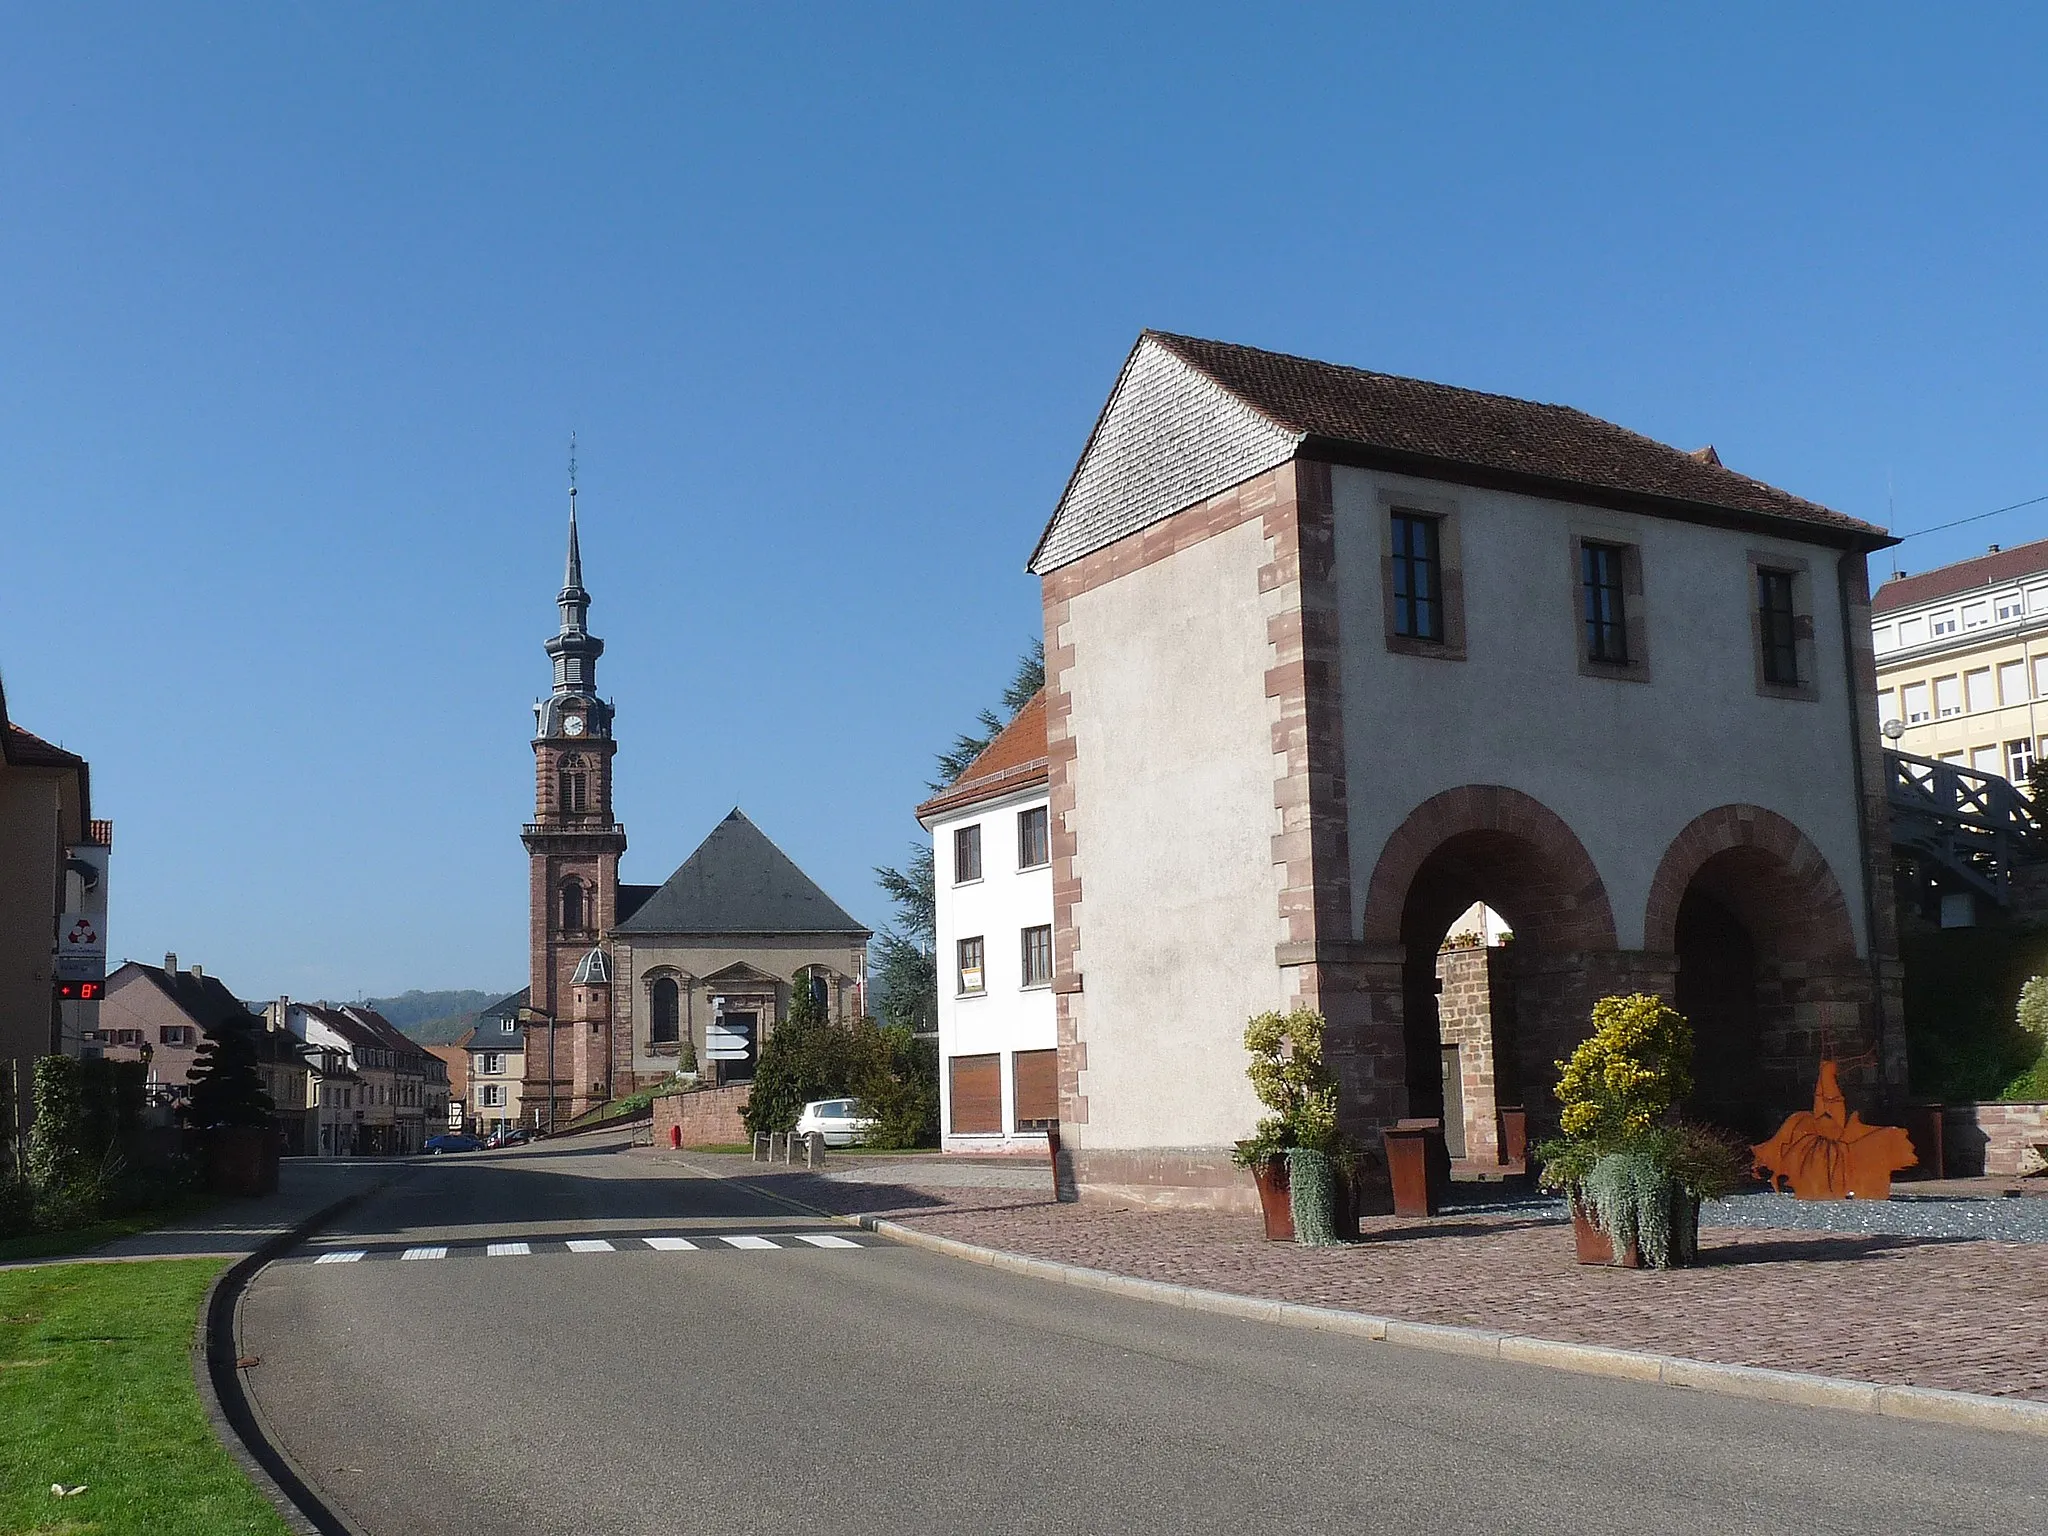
(1232, 1007, 1359, 1244)
(1534, 994, 1744, 1268)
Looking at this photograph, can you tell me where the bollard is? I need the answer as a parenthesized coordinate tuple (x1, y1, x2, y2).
(803, 1131, 822, 1169)
(753, 1132, 769, 1162)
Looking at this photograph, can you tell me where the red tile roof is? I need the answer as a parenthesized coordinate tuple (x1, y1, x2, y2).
(5, 723, 84, 768)
(1148, 332, 1891, 544)
(916, 691, 1049, 822)
(1870, 537, 2048, 615)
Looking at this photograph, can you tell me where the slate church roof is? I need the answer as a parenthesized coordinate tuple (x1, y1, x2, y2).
(612, 809, 870, 939)
(1029, 330, 1894, 574)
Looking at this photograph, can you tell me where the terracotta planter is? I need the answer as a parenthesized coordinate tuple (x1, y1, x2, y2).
(1246, 1151, 1294, 1241)
(1498, 1106, 1529, 1168)
(1381, 1121, 1450, 1216)
(1570, 1192, 1701, 1269)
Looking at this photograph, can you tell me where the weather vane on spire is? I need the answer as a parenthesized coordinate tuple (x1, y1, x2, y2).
(568, 431, 579, 501)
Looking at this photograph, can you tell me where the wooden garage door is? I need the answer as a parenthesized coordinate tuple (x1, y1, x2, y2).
(1012, 1048, 1058, 1130)
(949, 1053, 1001, 1135)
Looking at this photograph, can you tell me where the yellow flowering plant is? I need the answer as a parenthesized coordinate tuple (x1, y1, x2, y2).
(1232, 1006, 1348, 1167)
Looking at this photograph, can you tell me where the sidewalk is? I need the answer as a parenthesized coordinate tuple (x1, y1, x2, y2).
(0, 1158, 399, 1270)
(658, 1150, 2048, 1404)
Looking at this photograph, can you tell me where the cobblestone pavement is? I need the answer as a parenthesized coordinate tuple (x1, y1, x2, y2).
(668, 1152, 2048, 1403)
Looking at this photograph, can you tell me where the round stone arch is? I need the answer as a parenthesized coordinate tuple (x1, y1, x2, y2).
(640, 964, 695, 1050)
(1354, 786, 1620, 1155)
(1644, 806, 1865, 1136)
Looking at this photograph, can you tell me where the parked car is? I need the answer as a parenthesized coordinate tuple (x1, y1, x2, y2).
(794, 1098, 877, 1147)
(424, 1133, 483, 1155)
(487, 1126, 534, 1148)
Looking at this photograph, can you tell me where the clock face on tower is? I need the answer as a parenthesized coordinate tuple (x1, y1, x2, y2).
(563, 715, 585, 736)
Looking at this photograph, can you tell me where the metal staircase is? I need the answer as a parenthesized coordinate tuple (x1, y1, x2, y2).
(1885, 749, 2044, 904)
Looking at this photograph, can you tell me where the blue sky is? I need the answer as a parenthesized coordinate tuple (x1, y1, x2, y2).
(5, 6, 2047, 1001)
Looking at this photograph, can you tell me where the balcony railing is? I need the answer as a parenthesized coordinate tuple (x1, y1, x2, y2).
(522, 820, 626, 838)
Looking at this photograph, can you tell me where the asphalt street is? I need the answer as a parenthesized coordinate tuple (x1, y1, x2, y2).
(238, 1134, 2045, 1536)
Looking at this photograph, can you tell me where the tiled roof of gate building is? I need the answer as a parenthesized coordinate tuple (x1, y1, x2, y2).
(1030, 332, 1893, 573)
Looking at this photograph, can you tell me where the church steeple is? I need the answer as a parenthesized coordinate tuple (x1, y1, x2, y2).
(537, 482, 613, 740)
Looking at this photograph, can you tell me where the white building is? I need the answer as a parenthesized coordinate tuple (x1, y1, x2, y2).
(917, 693, 1058, 1152)
(1871, 537, 2048, 781)
(1030, 331, 1904, 1210)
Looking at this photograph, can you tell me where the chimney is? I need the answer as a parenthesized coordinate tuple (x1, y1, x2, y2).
(190, 963, 203, 978)
(163, 952, 178, 974)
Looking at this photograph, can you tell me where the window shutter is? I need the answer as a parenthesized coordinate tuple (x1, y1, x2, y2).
(948, 1054, 1001, 1134)
(1012, 1049, 1058, 1130)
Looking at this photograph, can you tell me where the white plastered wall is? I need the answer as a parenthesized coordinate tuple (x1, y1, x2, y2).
(1062, 518, 1286, 1150)
(1330, 466, 1871, 953)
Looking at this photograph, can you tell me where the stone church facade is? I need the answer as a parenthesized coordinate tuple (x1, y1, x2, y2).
(521, 492, 869, 1123)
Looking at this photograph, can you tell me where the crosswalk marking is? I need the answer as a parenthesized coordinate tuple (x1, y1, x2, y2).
(486, 1241, 530, 1257)
(400, 1246, 447, 1261)
(643, 1237, 698, 1251)
(313, 1250, 365, 1264)
(301, 1233, 873, 1264)
(720, 1235, 780, 1250)
(794, 1234, 861, 1248)
(565, 1239, 615, 1253)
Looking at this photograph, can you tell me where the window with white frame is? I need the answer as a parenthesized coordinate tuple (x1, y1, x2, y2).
(1873, 625, 1895, 653)
(481, 1052, 505, 1075)
(480, 1084, 507, 1108)
(2032, 586, 2048, 613)
(956, 936, 985, 995)
(1017, 805, 1049, 870)
(1902, 681, 1930, 723)
(1963, 602, 1990, 630)
(2009, 739, 2035, 781)
(1930, 612, 1958, 637)
(1877, 688, 1896, 724)
(1020, 925, 1053, 988)
(2001, 660, 2030, 706)
(1899, 616, 1927, 646)
(1998, 594, 2024, 621)
(1935, 675, 1962, 717)
(1966, 668, 1995, 712)
(1972, 744, 2002, 775)
(953, 824, 983, 884)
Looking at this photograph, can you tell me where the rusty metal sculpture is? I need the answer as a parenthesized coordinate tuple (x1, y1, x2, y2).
(1753, 1059, 1916, 1200)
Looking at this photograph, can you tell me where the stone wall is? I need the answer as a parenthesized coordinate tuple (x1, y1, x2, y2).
(1433, 943, 1500, 1162)
(1943, 1101, 2048, 1177)
(651, 1084, 750, 1149)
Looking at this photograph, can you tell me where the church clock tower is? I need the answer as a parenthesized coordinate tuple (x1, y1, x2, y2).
(521, 485, 625, 1124)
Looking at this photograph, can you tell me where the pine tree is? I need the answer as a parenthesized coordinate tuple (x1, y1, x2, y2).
(187, 1010, 275, 1129)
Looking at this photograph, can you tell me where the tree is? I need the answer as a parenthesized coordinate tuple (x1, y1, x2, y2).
(850, 1018, 939, 1148)
(741, 975, 848, 1134)
(187, 1010, 275, 1130)
(927, 639, 1045, 790)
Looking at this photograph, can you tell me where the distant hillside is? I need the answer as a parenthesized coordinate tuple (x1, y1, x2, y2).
(361, 989, 509, 1045)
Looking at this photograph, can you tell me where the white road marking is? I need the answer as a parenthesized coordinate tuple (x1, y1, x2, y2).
(720, 1235, 780, 1249)
(486, 1241, 531, 1257)
(794, 1234, 861, 1248)
(313, 1251, 365, 1264)
(566, 1239, 615, 1253)
(643, 1237, 698, 1251)
(400, 1246, 447, 1261)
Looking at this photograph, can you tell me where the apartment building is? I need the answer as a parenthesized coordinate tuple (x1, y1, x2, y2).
(1872, 537, 2048, 782)
(916, 692, 1057, 1152)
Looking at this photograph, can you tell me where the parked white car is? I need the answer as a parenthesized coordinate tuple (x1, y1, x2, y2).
(794, 1098, 877, 1147)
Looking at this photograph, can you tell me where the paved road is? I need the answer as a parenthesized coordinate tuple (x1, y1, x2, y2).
(238, 1135, 2045, 1536)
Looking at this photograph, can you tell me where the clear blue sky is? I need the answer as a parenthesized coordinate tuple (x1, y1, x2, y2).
(6, 6, 2047, 1001)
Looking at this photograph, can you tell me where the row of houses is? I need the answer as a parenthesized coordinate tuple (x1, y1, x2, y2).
(88, 955, 451, 1155)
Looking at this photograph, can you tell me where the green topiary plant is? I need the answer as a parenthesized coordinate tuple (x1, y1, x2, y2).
(1231, 1007, 1343, 1167)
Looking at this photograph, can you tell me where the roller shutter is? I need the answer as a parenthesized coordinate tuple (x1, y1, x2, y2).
(1012, 1049, 1058, 1130)
(948, 1053, 1001, 1134)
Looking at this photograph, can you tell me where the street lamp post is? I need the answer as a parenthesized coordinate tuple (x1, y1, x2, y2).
(515, 1005, 558, 1134)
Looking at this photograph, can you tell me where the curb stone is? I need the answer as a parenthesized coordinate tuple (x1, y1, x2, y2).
(665, 1157, 2048, 1440)
(194, 1171, 407, 1536)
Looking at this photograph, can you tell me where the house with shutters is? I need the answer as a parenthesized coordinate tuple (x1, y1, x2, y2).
(464, 989, 529, 1133)
(917, 691, 1059, 1150)
(1030, 330, 1903, 1211)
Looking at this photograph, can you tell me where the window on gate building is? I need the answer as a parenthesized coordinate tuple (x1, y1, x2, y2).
(1391, 512, 1444, 641)
(651, 977, 681, 1045)
(1758, 569, 1800, 686)
(1580, 541, 1629, 664)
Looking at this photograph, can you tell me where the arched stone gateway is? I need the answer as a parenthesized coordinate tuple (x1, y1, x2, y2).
(1646, 806, 1882, 1137)
(1340, 788, 1650, 1162)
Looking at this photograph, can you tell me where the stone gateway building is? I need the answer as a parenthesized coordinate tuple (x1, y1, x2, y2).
(1030, 332, 1905, 1211)
(520, 493, 869, 1124)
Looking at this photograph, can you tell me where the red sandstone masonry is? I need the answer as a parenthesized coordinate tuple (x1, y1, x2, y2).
(651, 1084, 750, 1148)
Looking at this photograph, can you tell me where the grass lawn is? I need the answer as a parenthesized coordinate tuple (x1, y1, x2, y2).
(0, 1196, 218, 1267)
(0, 1259, 289, 1535)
